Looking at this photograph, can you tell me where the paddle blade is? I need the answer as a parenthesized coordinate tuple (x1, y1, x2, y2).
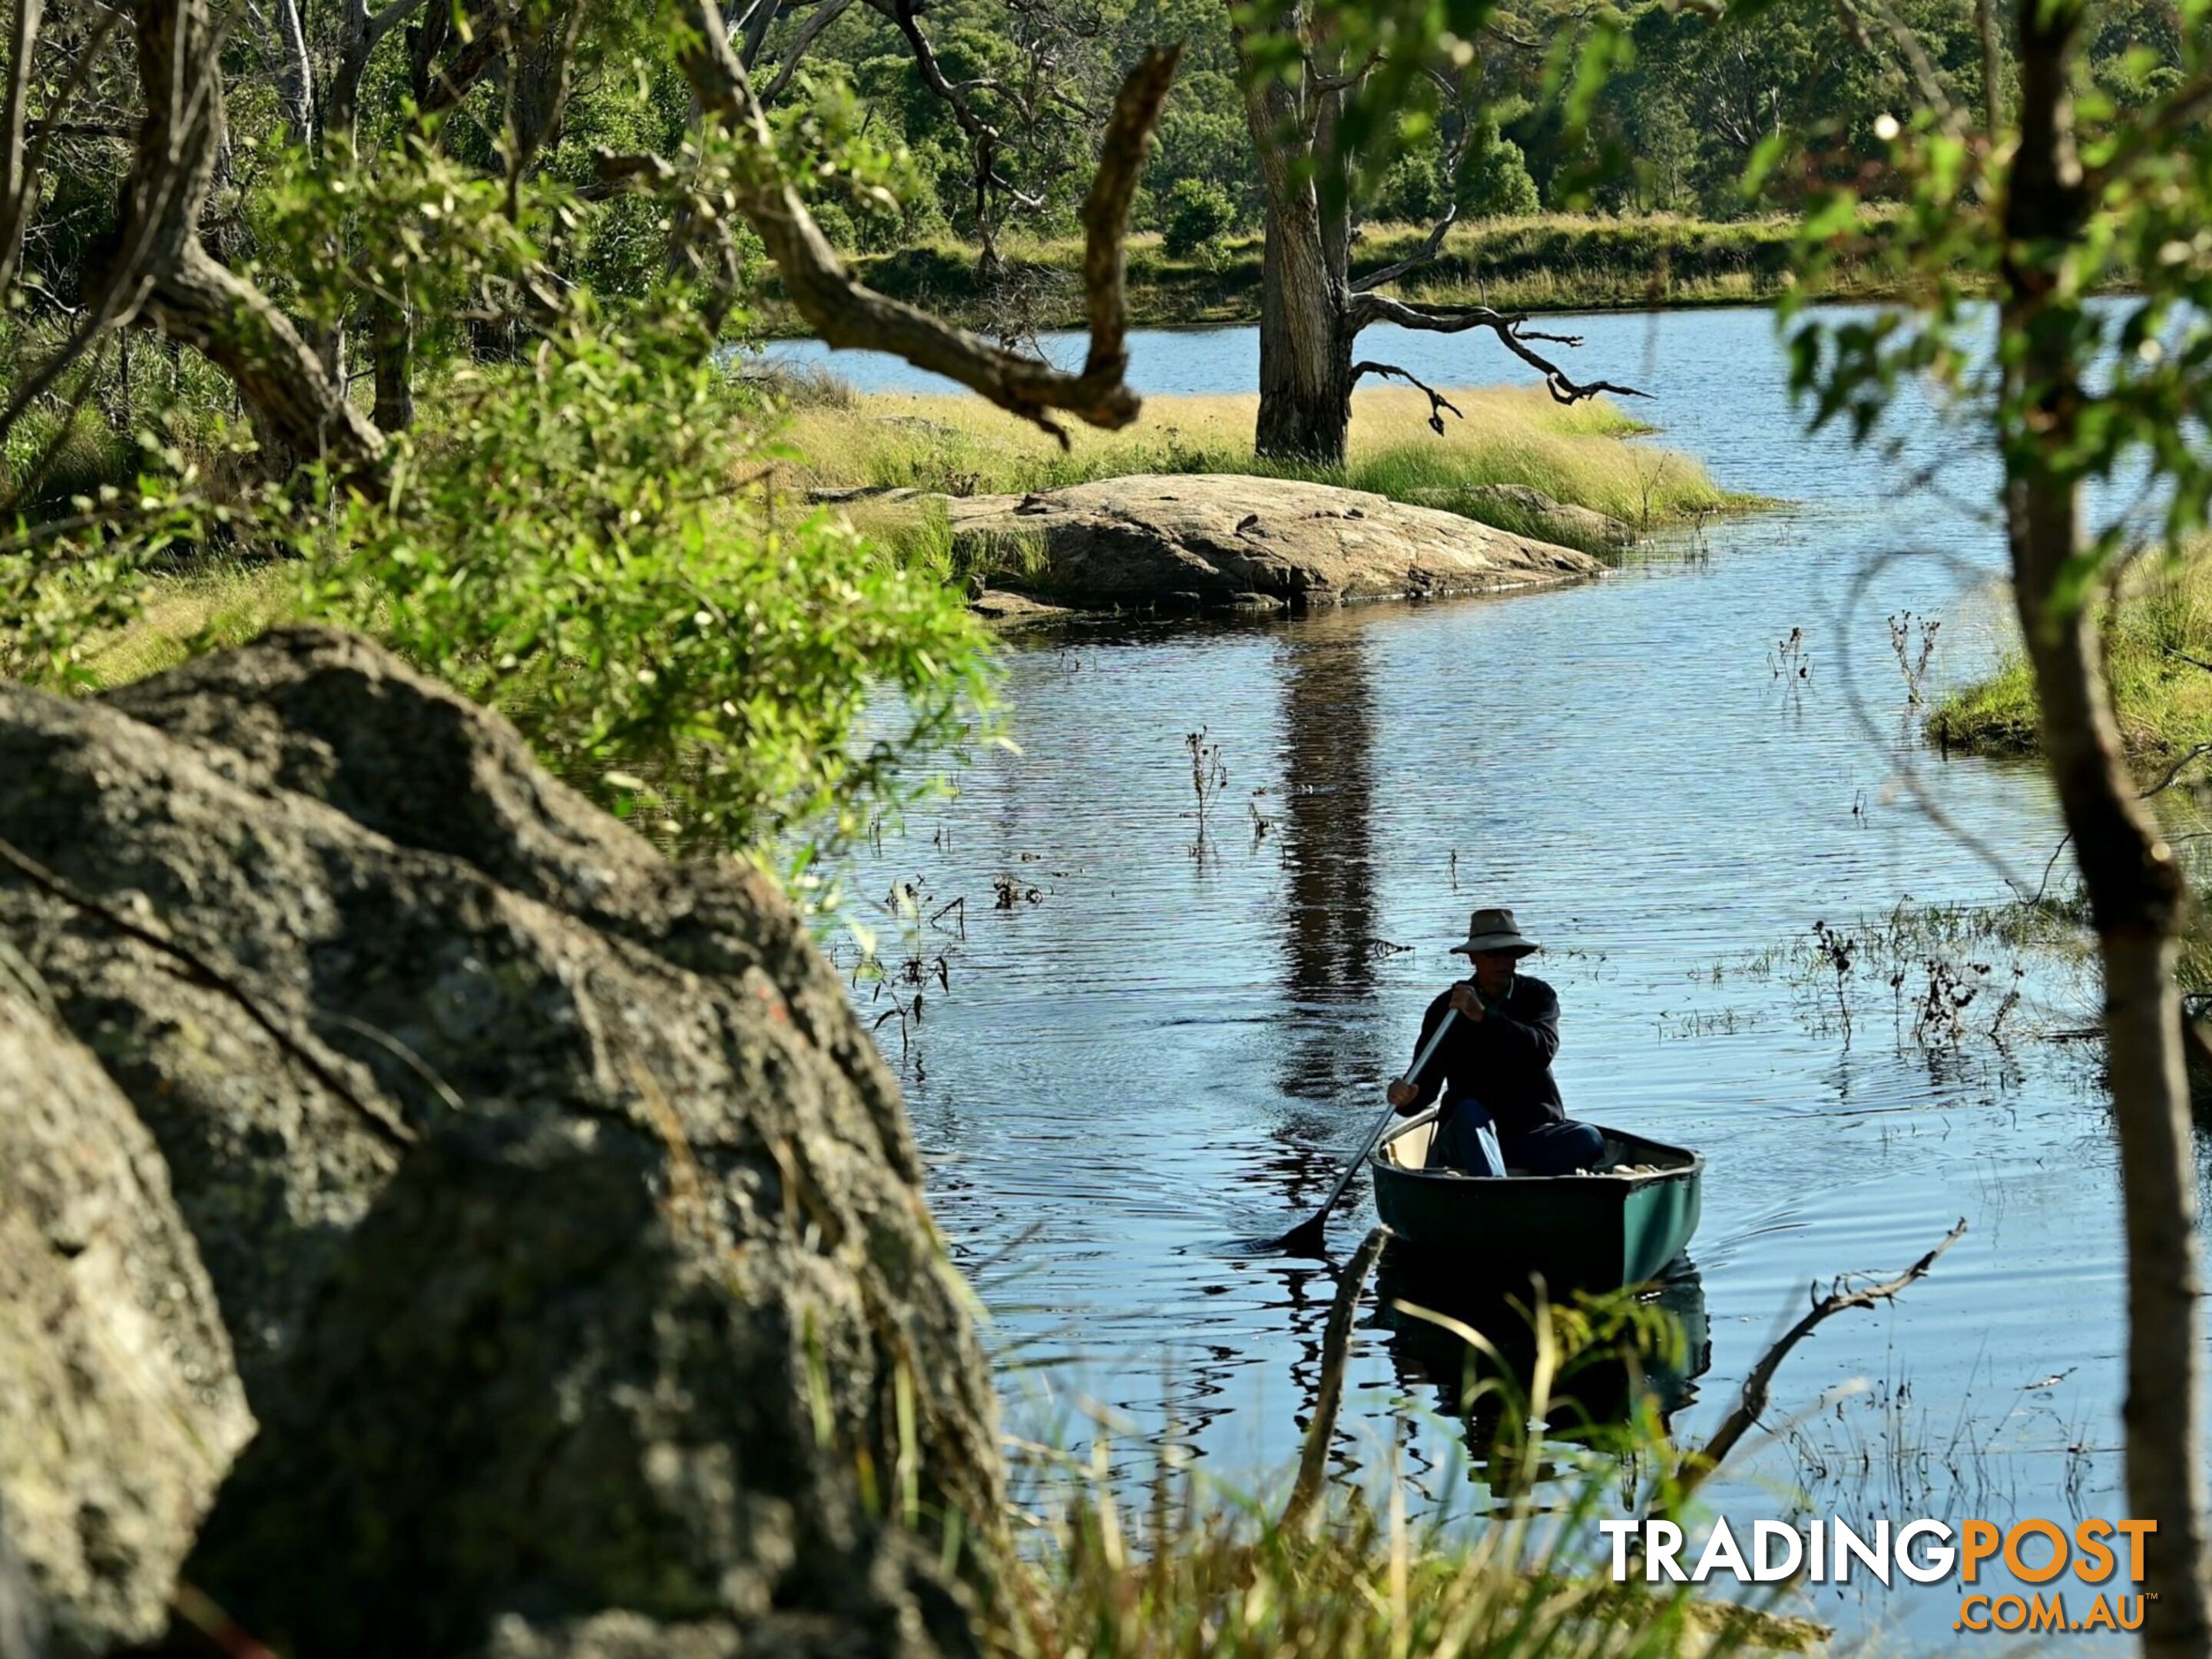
(1267, 1212, 1333, 1256)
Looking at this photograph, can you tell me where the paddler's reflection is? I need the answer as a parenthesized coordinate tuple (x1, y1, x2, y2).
(1372, 1245, 1710, 1474)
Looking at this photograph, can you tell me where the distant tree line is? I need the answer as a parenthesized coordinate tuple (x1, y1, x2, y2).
(734, 0, 2188, 254)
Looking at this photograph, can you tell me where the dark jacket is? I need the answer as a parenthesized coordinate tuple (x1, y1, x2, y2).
(1398, 973, 1564, 1137)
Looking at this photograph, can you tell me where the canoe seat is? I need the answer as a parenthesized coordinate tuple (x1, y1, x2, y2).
(1382, 1121, 1435, 1169)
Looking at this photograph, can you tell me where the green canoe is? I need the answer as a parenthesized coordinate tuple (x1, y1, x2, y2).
(1368, 1108, 1704, 1292)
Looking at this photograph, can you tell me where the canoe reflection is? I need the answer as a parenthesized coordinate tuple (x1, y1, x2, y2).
(1373, 1243, 1712, 1450)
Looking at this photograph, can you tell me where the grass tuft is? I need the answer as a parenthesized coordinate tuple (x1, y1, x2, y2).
(76, 561, 300, 687)
(1931, 550, 2212, 763)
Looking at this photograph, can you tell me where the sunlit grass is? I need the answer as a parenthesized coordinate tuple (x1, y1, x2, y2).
(781, 386, 1749, 542)
(1931, 548, 2212, 762)
(76, 561, 300, 687)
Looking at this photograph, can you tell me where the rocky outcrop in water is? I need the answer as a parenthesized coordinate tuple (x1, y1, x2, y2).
(941, 473, 1601, 612)
(0, 628, 997, 1656)
(0, 948, 252, 1657)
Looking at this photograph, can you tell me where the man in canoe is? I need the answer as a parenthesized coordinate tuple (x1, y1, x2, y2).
(1384, 907, 1608, 1177)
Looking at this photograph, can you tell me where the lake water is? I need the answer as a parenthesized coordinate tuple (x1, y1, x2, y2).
(765, 308, 2207, 1647)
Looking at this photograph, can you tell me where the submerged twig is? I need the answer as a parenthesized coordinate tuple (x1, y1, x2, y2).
(1657, 1217, 1968, 1519)
(1280, 1223, 1390, 1536)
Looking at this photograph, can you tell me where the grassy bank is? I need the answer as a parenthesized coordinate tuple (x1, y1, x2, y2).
(1931, 555, 2212, 763)
(764, 214, 1905, 336)
(781, 384, 1746, 548)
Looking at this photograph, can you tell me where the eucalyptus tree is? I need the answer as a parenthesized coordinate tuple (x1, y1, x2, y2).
(1227, 0, 1639, 462)
(744, 0, 1124, 280)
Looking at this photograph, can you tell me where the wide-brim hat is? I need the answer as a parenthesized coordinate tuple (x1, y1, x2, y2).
(1449, 906, 1539, 956)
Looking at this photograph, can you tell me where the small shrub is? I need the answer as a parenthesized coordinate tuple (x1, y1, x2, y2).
(1162, 178, 1237, 260)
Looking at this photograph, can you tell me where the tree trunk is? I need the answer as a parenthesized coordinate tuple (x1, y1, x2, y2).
(2012, 467, 2209, 1659)
(118, 0, 382, 480)
(370, 295, 412, 432)
(1232, 1, 1353, 463)
(1254, 206, 1352, 462)
(2006, 6, 2210, 1652)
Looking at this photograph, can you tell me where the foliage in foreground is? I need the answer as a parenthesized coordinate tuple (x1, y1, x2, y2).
(985, 1272, 1820, 1659)
(996, 1475, 1810, 1659)
(318, 310, 989, 855)
(0, 302, 992, 860)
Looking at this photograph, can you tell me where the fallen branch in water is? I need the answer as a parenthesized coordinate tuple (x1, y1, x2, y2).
(1280, 1223, 1390, 1536)
(1654, 1217, 1968, 1522)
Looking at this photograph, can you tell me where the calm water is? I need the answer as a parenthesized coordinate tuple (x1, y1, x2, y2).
(769, 308, 2208, 1647)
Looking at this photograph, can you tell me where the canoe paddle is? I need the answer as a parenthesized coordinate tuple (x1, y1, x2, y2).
(1270, 995, 1464, 1254)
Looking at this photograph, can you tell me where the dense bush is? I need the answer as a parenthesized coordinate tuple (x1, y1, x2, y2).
(1162, 177, 1237, 258)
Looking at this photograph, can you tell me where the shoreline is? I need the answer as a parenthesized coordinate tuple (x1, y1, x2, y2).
(753, 284, 1939, 344)
(744, 211, 2095, 343)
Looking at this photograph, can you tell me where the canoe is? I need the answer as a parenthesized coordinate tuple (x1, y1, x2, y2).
(1368, 1107, 1703, 1292)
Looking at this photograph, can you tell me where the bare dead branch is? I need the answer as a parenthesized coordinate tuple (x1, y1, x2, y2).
(0, 830, 416, 1151)
(2141, 743, 2212, 800)
(676, 2, 1177, 440)
(1352, 294, 1650, 403)
(1658, 1219, 1968, 1517)
(1353, 359, 1463, 433)
(882, 0, 1005, 266)
(1306, 48, 1379, 96)
(757, 0, 855, 104)
(1280, 1223, 1389, 1535)
(1353, 203, 1459, 294)
(417, 10, 506, 118)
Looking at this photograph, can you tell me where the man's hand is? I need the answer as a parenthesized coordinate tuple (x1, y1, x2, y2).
(1387, 1078, 1418, 1109)
(1449, 982, 1487, 1021)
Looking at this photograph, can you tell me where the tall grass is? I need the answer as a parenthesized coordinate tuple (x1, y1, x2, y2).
(986, 1245, 1825, 1659)
(1932, 550, 2212, 761)
(784, 386, 1746, 544)
(996, 1455, 1818, 1658)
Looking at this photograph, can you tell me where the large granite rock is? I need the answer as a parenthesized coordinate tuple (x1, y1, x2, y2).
(0, 628, 997, 1657)
(940, 473, 1601, 611)
(0, 948, 252, 1657)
